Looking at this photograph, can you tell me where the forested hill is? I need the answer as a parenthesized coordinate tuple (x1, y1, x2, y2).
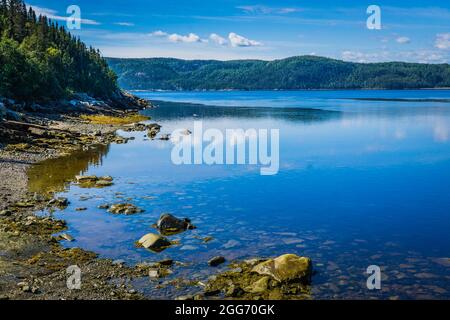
(0, 0, 117, 101)
(107, 56, 450, 91)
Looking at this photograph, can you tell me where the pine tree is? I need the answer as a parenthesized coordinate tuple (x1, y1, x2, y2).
(0, 0, 118, 101)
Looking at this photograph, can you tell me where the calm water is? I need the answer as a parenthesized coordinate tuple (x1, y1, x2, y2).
(31, 90, 450, 299)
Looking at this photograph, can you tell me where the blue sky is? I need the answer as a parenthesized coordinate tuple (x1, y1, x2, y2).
(27, 0, 450, 62)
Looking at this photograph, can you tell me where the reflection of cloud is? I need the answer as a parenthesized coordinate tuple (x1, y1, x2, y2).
(434, 122, 449, 142)
(365, 144, 387, 153)
(394, 129, 406, 140)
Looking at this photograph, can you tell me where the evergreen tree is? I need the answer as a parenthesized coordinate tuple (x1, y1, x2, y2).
(0, 0, 118, 101)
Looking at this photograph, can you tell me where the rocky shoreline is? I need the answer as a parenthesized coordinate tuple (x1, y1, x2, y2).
(0, 93, 160, 300)
(0, 93, 314, 300)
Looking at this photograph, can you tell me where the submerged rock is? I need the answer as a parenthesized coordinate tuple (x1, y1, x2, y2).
(203, 253, 313, 300)
(180, 129, 192, 135)
(244, 276, 270, 294)
(108, 203, 143, 215)
(251, 254, 312, 283)
(48, 197, 69, 209)
(156, 213, 195, 235)
(159, 134, 171, 141)
(75, 175, 114, 188)
(137, 233, 171, 252)
(147, 123, 161, 139)
(58, 233, 74, 242)
(209, 256, 226, 267)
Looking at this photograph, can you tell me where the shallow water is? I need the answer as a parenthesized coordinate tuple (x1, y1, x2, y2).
(30, 90, 450, 299)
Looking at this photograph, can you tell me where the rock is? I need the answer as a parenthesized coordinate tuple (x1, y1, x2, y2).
(222, 239, 240, 249)
(75, 175, 98, 182)
(108, 203, 143, 215)
(180, 129, 192, 135)
(251, 254, 312, 283)
(148, 268, 161, 278)
(244, 276, 270, 294)
(208, 256, 226, 267)
(75, 175, 114, 188)
(5, 109, 21, 121)
(147, 124, 161, 139)
(98, 204, 110, 209)
(156, 213, 195, 235)
(0, 209, 12, 217)
(17, 282, 31, 292)
(112, 259, 125, 266)
(0, 102, 6, 119)
(203, 236, 214, 243)
(95, 180, 113, 187)
(225, 284, 244, 297)
(159, 134, 171, 141)
(59, 233, 74, 242)
(432, 258, 450, 267)
(75, 207, 87, 211)
(175, 295, 194, 301)
(158, 259, 174, 266)
(48, 197, 69, 209)
(138, 233, 171, 252)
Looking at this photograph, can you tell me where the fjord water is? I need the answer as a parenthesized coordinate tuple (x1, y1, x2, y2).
(33, 90, 450, 299)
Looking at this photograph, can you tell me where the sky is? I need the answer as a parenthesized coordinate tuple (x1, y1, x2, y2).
(27, 0, 450, 63)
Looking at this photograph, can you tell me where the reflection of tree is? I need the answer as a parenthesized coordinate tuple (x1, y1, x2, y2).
(27, 145, 110, 194)
(145, 100, 341, 123)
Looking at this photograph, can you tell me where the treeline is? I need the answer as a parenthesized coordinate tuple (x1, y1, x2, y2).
(0, 0, 117, 101)
(107, 55, 450, 90)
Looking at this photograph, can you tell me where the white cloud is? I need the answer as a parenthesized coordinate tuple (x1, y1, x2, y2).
(27, 4, 100, 25)
(435, 33, 450, 50)
(341, 50, 446, 63)
(228, 32, 261, 47)
(168, 33, 202, 43)
(114, 22, 134, 27)
(209, 33, 227, 45)
(396, 36, 410, 44)
(237, 5, 301, 15)
(150, 30, 168, 37)
(341, 50, 390, 63)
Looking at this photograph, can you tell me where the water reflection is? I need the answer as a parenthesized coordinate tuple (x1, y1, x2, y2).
(27, 145, 110, 194)
(28, 91, 450, 300)
(146, 100, 342, 123)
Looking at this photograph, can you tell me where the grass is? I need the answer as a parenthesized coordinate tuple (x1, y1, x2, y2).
(80, 114, 150, 125)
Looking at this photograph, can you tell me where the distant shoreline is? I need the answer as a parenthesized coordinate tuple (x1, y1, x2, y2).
(129, 88, 450, 93)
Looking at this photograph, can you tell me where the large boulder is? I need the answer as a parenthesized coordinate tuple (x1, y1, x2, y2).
(156, 213, 195, 235)
(138, 233, 171, 252)
(251, 254, 312, 283)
